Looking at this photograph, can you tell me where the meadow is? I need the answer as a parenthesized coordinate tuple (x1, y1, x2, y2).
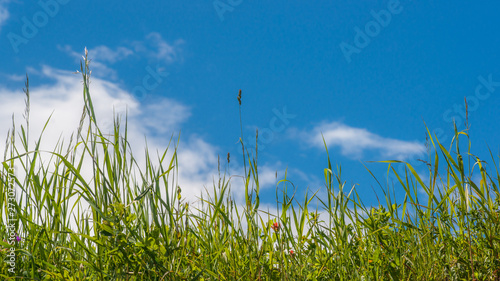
(1, 54, 499, 280)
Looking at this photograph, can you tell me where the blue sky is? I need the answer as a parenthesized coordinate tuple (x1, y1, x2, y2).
(0, 0, 499, 208)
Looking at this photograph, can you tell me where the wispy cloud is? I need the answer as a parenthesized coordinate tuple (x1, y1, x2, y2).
(0, 0, 10, 33)
(86, 45, 134, 64)
(58, 45, 126, 80)
(301, 121, 425, 160)
(58, 32, 183, 79)
(139, 99, 191, 134)
(133, 32, 184, 64)
(4, 73, 25, 81)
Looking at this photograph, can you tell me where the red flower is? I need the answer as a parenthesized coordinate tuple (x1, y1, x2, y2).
(271, 222, 280, 232)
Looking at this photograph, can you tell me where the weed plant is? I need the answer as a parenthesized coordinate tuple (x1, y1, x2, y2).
(0, 52, 499, 280)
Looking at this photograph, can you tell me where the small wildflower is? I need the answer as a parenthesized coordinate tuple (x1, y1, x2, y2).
(16, 235, 21, 242)
(289, 250, 295, 257)
(271, 221, 280, 232)
(222, 251, 227, 261)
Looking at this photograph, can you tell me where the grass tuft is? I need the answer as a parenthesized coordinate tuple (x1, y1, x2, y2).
(0, 54, 499, 280)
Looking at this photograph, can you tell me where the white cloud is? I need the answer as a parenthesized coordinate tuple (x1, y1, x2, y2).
(58, 33, 183, 80)
(3, 73, 25, 81)
(0, 0, 10, 33)
(62, 34, 181, 68)
(303, 121, 425, 160)
(57, 45, 127, 80)
(58, 45, 134, 64)
(0, 66, 135, 149)
(139, 99, 190, 134)
(0, 62, 307, 234)
(133, 32, 184, 64)
(88, 46, 134, 64)
(0, 65, 235, 210)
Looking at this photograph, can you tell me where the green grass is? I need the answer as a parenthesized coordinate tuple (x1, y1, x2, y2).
(1, 52, 499, 280)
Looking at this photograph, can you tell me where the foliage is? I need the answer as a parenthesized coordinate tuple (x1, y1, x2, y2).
(0, 52, 499, 280)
